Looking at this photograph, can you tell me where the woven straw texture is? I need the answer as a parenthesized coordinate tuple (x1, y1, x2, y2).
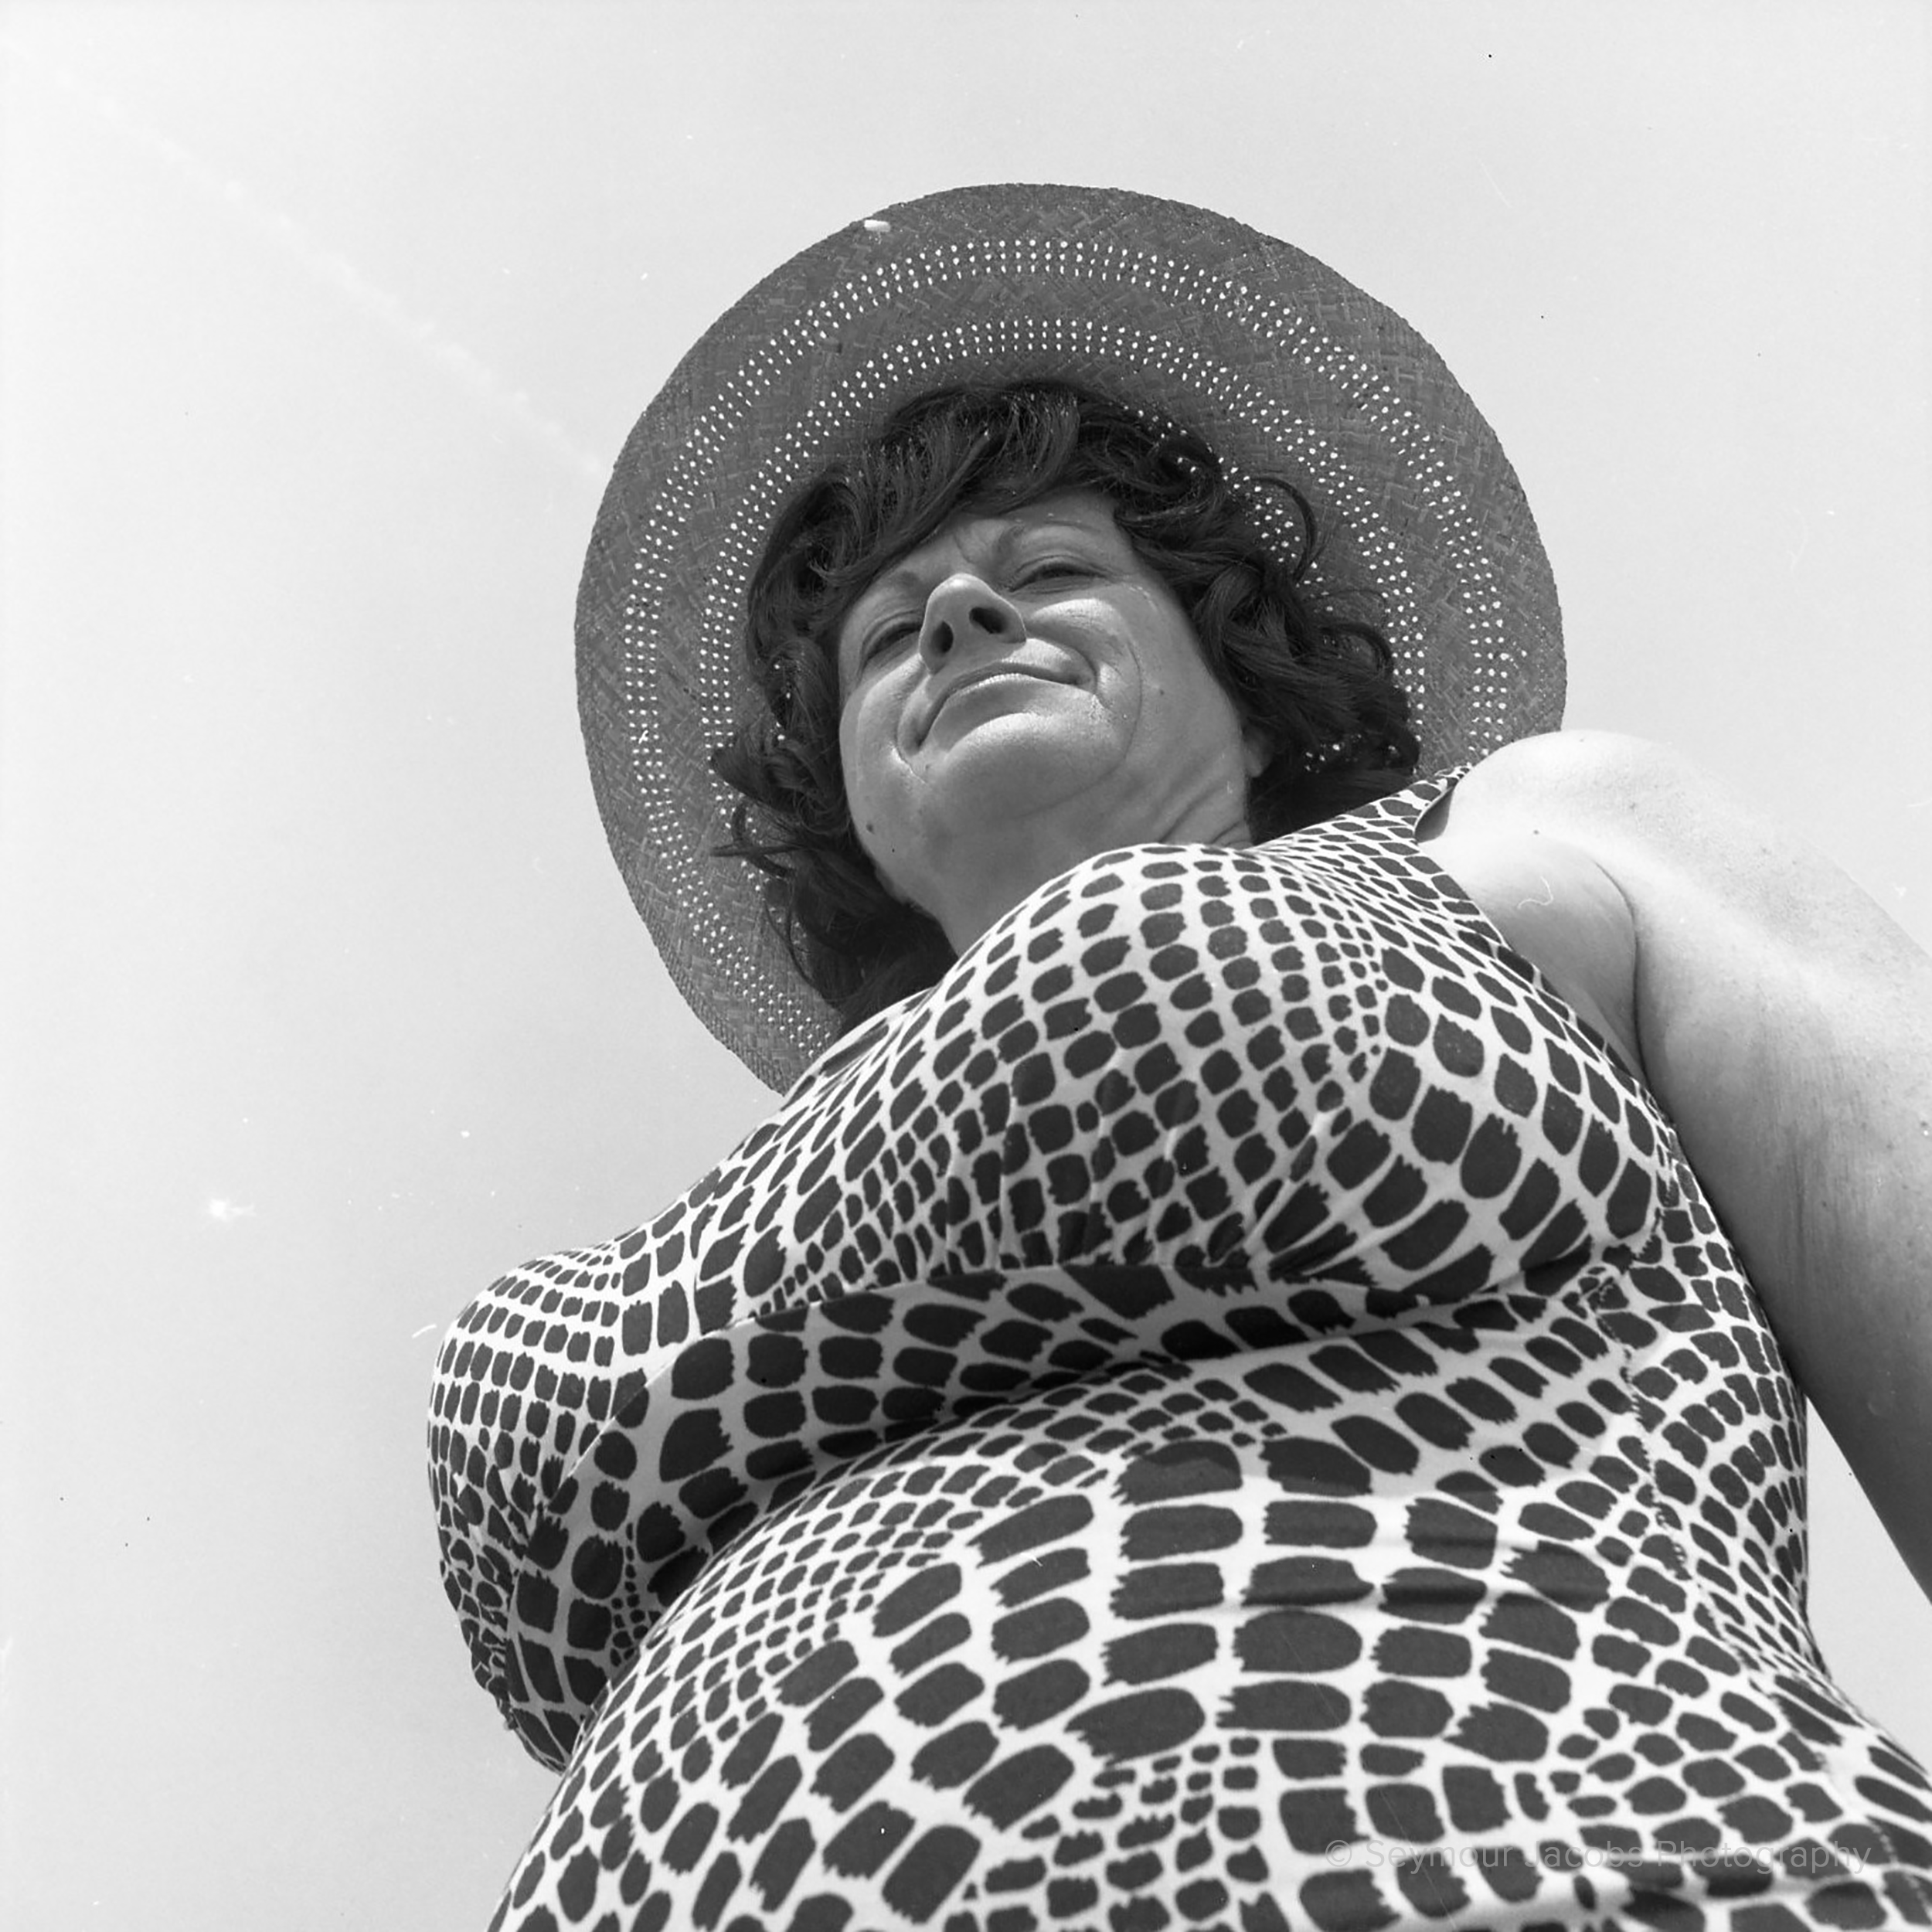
(577, 183, 1564, 1092)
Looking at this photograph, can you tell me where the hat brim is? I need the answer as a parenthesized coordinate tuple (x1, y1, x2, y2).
(577, 183, 1563, 1093)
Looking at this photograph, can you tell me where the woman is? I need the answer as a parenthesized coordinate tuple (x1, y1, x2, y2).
(430, 185, 1932, 1930)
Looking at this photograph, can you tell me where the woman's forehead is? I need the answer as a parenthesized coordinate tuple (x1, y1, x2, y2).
(856, 490, 1126, 604)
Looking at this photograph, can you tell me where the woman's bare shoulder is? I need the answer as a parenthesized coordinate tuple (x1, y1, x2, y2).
(1417, 733, 1649, 1074)
(1422, 730, 1716, 903)
(1450, 728, 1705, 826)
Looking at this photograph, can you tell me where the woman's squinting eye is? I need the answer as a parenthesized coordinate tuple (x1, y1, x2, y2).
(857, 617, 919, 668)
(1012, 556, 1094, 589)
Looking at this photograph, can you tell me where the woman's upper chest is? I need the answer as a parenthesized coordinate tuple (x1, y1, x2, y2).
(651, 806, 1672, 1328)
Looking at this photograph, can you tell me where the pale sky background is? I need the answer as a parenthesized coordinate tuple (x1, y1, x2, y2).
(1, 4, 1927, 1928)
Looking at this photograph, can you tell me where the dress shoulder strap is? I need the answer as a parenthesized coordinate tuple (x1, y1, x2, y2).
(1268, 763, 1475, 876)
(1351, 762, 1474, 838)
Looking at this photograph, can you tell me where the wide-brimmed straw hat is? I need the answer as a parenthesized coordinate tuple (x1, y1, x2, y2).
(577, 182, 1564, 1093)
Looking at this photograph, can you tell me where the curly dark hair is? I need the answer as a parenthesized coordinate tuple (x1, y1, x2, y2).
(713, 380, 1419, 1032)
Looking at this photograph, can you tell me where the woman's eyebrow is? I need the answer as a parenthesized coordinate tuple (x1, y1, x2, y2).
(854, 560, 934, 614)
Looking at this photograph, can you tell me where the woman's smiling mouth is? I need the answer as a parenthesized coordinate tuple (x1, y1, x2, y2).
(916, 656, 1080, 745)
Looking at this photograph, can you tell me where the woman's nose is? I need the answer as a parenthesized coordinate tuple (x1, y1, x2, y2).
(919, 573, 1023, 668)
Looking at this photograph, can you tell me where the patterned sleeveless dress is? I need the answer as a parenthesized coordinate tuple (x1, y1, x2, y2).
(429, 770, 1932, 1931)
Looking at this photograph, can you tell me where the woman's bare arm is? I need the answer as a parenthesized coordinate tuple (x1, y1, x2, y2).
(1456, 730, 1932, 1598)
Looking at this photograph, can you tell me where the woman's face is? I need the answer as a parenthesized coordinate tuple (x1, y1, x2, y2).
(835, 490, 1266, 942)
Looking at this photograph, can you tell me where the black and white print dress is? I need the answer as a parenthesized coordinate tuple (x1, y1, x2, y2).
(430, 770, 1932, 1931)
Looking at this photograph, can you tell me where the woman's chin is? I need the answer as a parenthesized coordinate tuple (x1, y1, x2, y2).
(910, 715, 1127, 829)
